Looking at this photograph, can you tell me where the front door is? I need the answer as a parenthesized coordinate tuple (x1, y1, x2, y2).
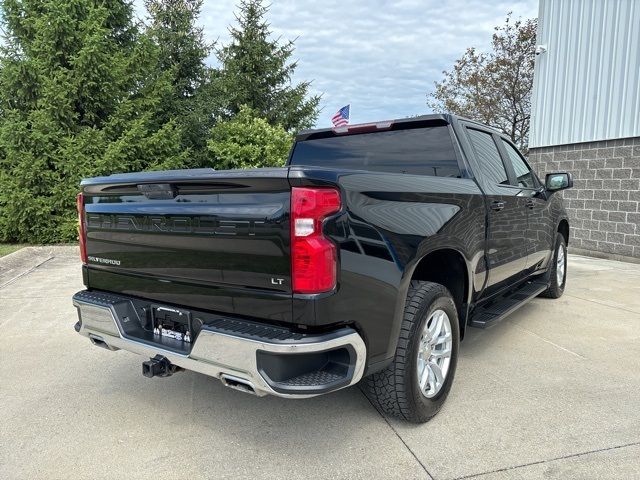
(497, 137, 555, 271)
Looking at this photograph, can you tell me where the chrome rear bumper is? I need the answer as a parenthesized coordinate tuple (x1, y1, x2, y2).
(73, 290, 366, 398)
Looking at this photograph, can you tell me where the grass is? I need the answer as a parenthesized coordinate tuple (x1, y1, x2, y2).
(0, 244, 27, 257)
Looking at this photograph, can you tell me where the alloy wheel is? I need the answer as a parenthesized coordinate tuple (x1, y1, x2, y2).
(417, 309, 453, 398)
(557, 243, 566, 286)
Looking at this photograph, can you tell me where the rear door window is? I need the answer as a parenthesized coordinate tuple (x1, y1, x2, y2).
(290, 126, 461, 177)
(466, 129, 509, 185)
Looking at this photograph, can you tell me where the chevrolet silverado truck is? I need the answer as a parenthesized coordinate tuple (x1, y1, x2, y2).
(73, 114, 572, 423)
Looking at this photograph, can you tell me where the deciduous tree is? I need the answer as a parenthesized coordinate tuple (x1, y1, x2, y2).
(427, 15, 537, 152)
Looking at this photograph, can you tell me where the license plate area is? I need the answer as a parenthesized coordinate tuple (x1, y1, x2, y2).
(151, 306, 193, 344)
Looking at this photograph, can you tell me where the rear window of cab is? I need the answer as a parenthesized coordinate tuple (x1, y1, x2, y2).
(290, 126, 461, 178)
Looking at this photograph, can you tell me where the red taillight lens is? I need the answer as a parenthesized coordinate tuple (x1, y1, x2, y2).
(291, 187, 341, 294)
(76, 193, 88, 264)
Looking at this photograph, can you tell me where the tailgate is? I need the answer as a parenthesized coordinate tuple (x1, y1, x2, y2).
(80, 168, 293, 322)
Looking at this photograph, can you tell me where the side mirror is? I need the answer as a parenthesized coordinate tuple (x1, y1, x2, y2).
(545, 172, 573, 192)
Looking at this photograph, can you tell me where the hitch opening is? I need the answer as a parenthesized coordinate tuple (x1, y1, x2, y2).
(142, 355, 181, 378)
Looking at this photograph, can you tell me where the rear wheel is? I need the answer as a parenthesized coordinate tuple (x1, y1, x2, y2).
(363, 281, 460, 423)
(540, 233, 567, 299)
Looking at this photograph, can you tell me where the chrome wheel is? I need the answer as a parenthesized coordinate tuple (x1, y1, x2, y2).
(417, 309, 453, 398)
(556, 243, 566, 286)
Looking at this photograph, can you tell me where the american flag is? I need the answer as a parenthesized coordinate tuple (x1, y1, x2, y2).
(331, 104, 350, 127)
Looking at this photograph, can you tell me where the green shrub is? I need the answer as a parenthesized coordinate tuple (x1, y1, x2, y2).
(207, 106, 292, 170)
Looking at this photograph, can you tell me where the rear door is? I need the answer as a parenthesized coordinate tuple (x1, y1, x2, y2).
(81, 169, 294, 322)
(464, 127, 529, 295)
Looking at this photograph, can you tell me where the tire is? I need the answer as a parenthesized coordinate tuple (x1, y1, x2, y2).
(363, 281, 460, 423)
(540, 233, 567, 299)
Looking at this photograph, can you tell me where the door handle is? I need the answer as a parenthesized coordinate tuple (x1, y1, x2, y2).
(525, 199, 535, 209)
(490, 201, 505, 212)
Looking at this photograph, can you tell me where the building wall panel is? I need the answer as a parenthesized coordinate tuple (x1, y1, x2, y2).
(530, 0, 640, 148)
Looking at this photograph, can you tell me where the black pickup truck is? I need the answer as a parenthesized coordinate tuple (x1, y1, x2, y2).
(73, 114, 572, 423)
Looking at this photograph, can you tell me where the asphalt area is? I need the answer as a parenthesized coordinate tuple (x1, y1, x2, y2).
(1, 247, 639, 479)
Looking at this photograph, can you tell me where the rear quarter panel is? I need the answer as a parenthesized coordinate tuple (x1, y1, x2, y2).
(289, 167, 486, 367)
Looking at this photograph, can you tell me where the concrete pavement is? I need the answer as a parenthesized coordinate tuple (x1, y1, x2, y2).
(1, 248, 639, 479)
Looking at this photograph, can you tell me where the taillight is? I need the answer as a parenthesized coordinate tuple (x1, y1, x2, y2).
(76, 193, 88, 264)
(291, 187, 341, 294)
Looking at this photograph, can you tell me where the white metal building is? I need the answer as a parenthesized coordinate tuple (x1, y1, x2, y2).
(529, 0, 640, 262)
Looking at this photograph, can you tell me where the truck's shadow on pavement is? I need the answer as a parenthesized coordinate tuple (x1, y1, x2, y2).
(103, 356, 380, 454)
(97, 300, 539, 457)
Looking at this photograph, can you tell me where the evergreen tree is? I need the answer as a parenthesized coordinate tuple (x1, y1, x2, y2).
(215, 0, 320, 132)
(144, 0, 217, 165)
(0, 0, 188, 243)
(145, 0, 210, 98)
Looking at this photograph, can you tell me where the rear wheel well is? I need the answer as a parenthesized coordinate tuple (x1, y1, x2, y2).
(558, 219, 569, 245)
(411, 249, 468, 337)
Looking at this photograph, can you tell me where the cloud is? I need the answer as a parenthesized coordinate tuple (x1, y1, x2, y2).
(136, 0, 538, 127)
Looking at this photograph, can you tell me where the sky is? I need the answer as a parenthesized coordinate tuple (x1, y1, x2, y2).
(137, 0, 539, 128)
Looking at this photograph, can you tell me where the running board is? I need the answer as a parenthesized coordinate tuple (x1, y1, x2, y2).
(468, 280, 549, 328)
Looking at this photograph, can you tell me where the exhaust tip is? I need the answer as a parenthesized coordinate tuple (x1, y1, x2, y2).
(88, 334, 118, 351)
(220, 374, 256, 395)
